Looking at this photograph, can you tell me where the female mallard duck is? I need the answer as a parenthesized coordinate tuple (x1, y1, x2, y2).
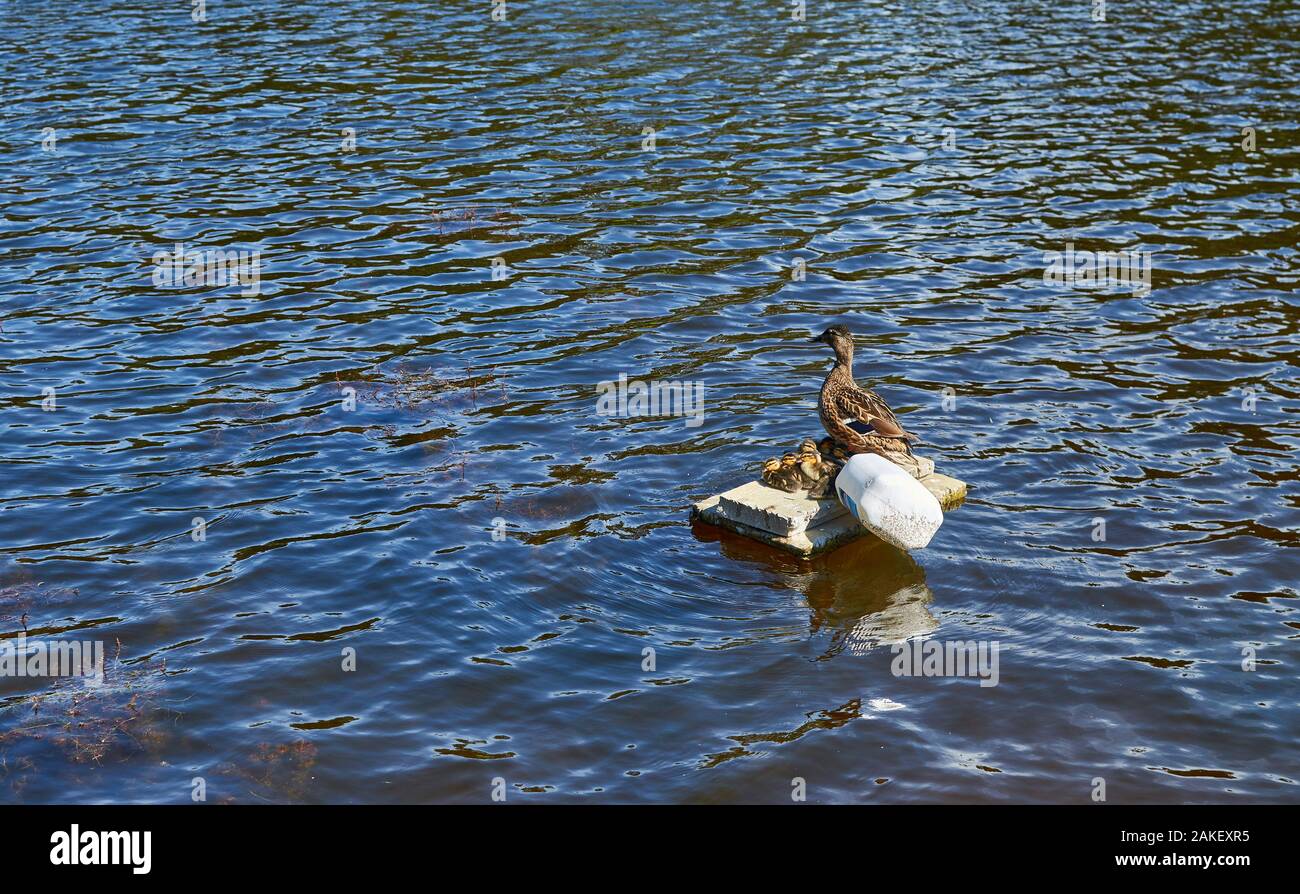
(811, 324, 918, 458)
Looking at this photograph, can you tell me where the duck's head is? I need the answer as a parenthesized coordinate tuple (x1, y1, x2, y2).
(762, 458, 782, 475)
(798, 448, 822, 471)
(810, 324, 854, 363)
(817, 437, 836, 455)
(799, 438, 819, 454)
(780, 453, 799, 468)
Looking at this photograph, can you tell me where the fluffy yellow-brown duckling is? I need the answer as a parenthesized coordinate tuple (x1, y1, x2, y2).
(797, 445, 836, 497)
(760, 456, 802, 493)
(760, 457, 782, 486)
(782, 452, 807, 492)
(816, 436, 850, 464)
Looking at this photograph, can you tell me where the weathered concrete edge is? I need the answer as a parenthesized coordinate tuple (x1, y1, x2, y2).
(923, 472, 969, 511)
(690, 495, 864, 557)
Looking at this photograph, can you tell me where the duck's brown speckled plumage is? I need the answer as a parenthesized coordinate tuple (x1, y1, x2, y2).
(812, 325, 918, 458)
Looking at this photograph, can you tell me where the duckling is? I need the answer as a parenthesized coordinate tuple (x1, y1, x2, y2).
(811, 324, 919, 458)
(796, 447, 821, 482)
(760, 457, 802, 493)
(815, 436, 851, 466)
(760, 457, 783, 487)
(797, 445, 836, 497)
(781, 452, 808, 492)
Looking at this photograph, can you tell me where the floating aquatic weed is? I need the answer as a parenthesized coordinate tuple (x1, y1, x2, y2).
(0, 576, 80, 627)
(196, 393, 290, 449)
(215, 739, 318, 803)
(429, 204, 521, 237)
(0, 644, 172, 770)
(347, 362, 501, 416)
(330, 363, 506, 489)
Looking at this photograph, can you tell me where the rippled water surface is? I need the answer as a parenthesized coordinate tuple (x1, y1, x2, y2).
(2, 1, 1298, 803)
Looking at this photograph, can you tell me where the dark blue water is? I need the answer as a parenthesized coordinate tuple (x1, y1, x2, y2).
(1, 0, 1297, 803)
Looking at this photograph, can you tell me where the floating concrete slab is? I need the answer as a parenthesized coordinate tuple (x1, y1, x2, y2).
(692, 470, 966, 558)
(886, 452, 934, 481)
(715, 481, 845, 537)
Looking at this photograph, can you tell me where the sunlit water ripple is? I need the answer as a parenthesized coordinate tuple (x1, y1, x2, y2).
(1, 0, 1297, 803)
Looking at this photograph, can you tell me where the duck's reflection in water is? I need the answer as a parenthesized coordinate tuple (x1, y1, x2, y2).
(697, 525, 937, 658)
(692, 528, 938, 771)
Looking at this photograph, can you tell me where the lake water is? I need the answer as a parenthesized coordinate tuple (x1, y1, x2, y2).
(1, 0, 1297, 803)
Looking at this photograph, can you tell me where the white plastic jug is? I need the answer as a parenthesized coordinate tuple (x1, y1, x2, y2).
(834, 453, 944, 551)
